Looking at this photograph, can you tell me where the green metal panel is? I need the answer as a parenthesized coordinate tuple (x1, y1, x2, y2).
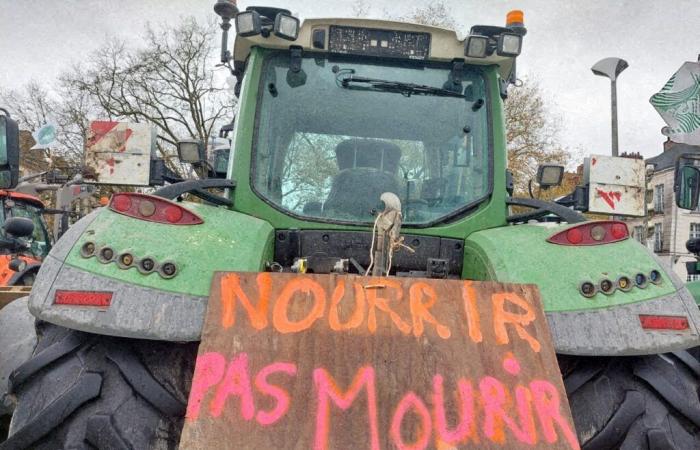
(463, 223, 676, 312)
(64, 204, 274, 297)
(686, 280, 700, 305)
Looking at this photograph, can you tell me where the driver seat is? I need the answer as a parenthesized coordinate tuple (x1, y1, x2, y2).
(324, 139, 402, 219)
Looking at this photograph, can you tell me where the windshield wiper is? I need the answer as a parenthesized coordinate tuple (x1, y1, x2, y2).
(339, 75, 466, 99)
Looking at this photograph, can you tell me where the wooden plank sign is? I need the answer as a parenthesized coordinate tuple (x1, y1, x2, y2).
(179, 273, 579, 450)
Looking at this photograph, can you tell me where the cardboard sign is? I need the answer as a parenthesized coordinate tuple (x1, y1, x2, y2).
(179, 273, 579, 450)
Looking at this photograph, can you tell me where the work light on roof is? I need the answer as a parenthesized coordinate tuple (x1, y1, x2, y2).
(497, 33, 522, 57)
(465, 35, 489, 58)
(235, 10, 262, 37)
(274, 13, 300, 41)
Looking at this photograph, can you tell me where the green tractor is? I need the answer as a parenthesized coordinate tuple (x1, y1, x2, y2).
(2, 3, 700, 449)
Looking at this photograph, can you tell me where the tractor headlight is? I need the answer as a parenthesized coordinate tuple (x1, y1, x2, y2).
(235, 11, 262, 37)
(465, 35, 489, 58)
(497, 33, 522, 57)
(274, 13, 300, 41)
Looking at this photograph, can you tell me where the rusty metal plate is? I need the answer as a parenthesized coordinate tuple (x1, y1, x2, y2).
(586, 154, 646, 217)
(179, 273, 579, 450)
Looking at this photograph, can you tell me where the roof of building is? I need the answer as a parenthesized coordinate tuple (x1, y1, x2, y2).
(647, 142, 700, 172)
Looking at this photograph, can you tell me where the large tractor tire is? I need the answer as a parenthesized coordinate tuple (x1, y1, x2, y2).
(559, 352, 700, 450)
(1, 322, 198, 450)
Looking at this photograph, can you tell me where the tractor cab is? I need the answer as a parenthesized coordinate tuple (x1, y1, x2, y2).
(199, 8, 528, 269)
(0, 191, 51, 258)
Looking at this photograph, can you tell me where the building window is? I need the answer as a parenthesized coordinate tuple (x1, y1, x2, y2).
(654, 223, 663, 252)
(688, 274, 700, 282)
(691, 223, 700, 240)
(634, 225, 645, 243)
(654, 184, 664, 212)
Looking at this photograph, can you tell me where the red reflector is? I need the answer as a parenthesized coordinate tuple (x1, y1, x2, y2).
(112, 195, 132, 212)
(109, 193, 203, 225)
(639, 315, 689, 331)
(548, 221, 629, 246)
(566, 228, 583, 244)
(165, 205, 183, 223)
(54, 290, 113, 307)
(611, 223, 627, 239)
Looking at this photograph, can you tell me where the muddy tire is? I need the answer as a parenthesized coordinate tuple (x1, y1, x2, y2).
(559, 352, 700, 450)
(1, 322, 198, 450)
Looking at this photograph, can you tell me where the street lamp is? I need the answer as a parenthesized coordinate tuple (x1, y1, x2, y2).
(591, 57, 628, 157)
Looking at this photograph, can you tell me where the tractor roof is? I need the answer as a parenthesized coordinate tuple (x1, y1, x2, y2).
(232, 17, 517, 79)
(0, 190, 45, 208)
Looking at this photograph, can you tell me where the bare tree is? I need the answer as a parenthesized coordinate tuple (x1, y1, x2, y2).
(398, 2, 458, 30)
(0, 81, 90, 169)
(62, 17, 234, 176)
(351, 0, 371, 18)
(506, 79, 568, 193)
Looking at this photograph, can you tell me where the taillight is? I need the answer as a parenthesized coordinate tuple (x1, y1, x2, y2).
(109, 193, 203, 225)
(54, 290, 113, 307)
(639, 315, 689, 331)
(547, 221, 629, 246)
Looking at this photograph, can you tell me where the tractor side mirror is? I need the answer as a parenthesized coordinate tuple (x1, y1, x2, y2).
(675, 165, 700, 210)
(9, 258, 27, 272)
(536, 164, 564, 189)
(0, 109, 20, 189)
(212, 148, 230, 178)
(3, 217, 34, 238)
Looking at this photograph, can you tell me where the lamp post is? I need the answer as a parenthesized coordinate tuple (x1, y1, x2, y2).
(591, 57, 628, 157)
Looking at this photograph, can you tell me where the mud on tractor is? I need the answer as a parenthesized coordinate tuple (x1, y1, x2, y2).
(1, 3, 700, 449)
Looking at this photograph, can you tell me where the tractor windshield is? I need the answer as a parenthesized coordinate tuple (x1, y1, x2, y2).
(252, 51, 491, 225)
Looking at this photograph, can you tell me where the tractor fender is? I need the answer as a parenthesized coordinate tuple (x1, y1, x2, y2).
(463, 222, 700, 355)
(0, 297, 36, 416)
(27, 203, 274, 341)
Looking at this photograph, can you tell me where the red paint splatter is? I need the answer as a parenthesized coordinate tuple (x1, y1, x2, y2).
(591, 158, 597, 166)
(88, 121, 132, 152)
(106, 157, 116, 175)
(596, 188, 622, 209)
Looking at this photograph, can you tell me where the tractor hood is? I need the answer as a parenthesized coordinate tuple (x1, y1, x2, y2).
(463, 222, 700, 355)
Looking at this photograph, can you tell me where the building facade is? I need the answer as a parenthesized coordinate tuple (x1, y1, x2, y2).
(624, 142, 700, 281)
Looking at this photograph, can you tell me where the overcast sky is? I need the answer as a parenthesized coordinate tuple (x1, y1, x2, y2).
(1, 0, 699, 158)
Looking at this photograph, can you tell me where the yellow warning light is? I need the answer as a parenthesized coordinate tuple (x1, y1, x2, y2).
(506, 10, 524, 27)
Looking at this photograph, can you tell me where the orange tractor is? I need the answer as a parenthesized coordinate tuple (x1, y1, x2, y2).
(0, 109, 52, 287)
(0, 190, 50, 286)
